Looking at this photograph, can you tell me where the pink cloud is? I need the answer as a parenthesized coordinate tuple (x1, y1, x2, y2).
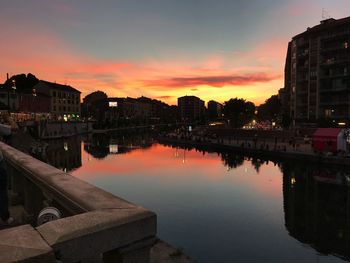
(143, 73, 281, 89)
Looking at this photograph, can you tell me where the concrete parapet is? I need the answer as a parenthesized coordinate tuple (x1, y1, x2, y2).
(0, 224, 55, 263)
(37, 209, 156, 262)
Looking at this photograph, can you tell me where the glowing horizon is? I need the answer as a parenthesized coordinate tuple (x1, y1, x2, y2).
(1, 0, 350, 106)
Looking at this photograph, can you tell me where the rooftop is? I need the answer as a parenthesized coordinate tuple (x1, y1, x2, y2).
(293, 16, 350, 39)
(39, 80, 81, 93)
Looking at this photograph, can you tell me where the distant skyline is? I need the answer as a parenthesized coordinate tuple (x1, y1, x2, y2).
(1, 0, 350, 105)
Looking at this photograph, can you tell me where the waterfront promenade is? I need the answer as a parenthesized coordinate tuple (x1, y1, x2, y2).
(160, 134, 350, 166)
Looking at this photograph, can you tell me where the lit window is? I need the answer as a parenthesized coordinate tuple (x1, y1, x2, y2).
(325, 109, 332, 118)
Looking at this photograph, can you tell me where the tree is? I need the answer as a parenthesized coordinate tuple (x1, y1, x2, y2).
(257, 95, 281, 121)
(3, 73, 39, 91)
(223, 98, 255, 128)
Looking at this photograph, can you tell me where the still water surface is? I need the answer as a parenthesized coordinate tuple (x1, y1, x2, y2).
(48, 135, 350, 263)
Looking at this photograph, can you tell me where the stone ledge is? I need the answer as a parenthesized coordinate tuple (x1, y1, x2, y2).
(37, 209, 157, 262)
(0, 224, 55, 263)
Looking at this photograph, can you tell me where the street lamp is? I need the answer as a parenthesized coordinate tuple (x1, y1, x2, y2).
(32, 88, 37, 120)
(7, 80, 16, 112)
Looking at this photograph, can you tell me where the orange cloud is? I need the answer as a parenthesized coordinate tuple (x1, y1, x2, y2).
(143, 73, 281, 89)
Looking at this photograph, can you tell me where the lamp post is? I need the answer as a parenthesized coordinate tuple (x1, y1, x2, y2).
(32, 88, 37, 120)
(7, 80, 16, 113)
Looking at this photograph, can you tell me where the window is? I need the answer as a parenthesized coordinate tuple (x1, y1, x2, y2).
(53, 91, 56, 97)
(325, 109, 332, 118)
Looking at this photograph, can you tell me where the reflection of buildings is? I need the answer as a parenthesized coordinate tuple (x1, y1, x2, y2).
(46, 137, 82, 172)
(283, 163, 350, 261)
(83, 134, 154, 159)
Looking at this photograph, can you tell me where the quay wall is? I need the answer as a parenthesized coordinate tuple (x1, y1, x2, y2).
(39, 121, 93, 139)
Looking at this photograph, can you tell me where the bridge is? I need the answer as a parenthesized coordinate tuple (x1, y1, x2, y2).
(0, 141, 157, 262)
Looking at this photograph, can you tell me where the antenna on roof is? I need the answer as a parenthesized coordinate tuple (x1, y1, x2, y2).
(322, 8, 331, 20)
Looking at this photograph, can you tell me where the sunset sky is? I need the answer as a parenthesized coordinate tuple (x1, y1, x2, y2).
(1, 0, 350, 105)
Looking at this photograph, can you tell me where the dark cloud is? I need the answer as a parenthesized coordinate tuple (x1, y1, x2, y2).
(144, 73, 281, 88)
(156, 95, 174, 99)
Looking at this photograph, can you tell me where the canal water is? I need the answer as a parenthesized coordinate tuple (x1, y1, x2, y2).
(47, 135, 350, 263)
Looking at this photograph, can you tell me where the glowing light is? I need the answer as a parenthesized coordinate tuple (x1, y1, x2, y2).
(109, 102, 118, 107)
(291, 177, 296, 186)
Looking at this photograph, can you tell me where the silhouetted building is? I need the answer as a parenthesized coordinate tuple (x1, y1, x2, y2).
(178, 96, 205, 122)
(90, 96, 177, 125)
(284, 16, 350, 126)
(81, 91, 108, 119)
(207, 100, 223, 120)
(33, 80, 81, 120)
(0, 84, 18, 111)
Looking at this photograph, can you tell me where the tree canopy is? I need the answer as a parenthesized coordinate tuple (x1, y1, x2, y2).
(257, 95, 281, 121)
(3, 73, 39, 91)
(223, 98, 255, 128)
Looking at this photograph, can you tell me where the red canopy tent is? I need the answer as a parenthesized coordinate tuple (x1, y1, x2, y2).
(312, 128, 343, 153)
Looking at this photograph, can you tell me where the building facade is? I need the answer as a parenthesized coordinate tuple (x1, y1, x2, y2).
(178, 95, 205, 122)
(18, 92, 51, 113)
(33, 80, 81, 120)
(0, 84, 19, 111)
(207, 100, 223, 120)
(284, 16, 350, 126)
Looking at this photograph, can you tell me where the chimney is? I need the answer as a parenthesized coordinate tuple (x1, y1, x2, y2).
(6, 73, 9, 80)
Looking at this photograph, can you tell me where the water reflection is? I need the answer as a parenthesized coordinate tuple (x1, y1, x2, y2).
(83, 133, 155, 159)
(58, 135, 350, 262)
(45, 136, 82, 172)
(282, 163, 350, 261)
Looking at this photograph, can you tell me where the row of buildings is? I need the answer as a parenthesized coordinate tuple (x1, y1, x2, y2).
(0, 75, 81, 121)
(282, 16, 350, 127)
(1, 74, 223, 124)
(82, 92, 223, 124)
(82, 91, 178, 124)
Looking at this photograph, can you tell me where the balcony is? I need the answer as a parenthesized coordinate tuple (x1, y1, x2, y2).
(319, 100, 350, 106)
(319, 86, 350, 93)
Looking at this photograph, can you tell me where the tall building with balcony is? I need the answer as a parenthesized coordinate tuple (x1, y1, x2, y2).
(178, 95, 205, 122)
(284, 16, 350, 126)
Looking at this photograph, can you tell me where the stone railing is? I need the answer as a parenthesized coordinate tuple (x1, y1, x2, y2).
(0, 142, 157, 263)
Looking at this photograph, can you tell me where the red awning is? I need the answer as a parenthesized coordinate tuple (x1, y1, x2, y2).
(313, 128, 342, 138)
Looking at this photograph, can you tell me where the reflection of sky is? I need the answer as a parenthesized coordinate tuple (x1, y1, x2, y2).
(72, 143, 346, 263)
